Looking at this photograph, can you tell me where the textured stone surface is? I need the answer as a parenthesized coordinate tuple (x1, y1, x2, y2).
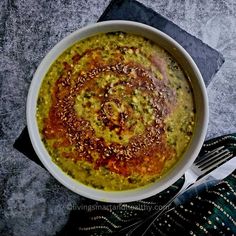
(0, 0, 235, 235)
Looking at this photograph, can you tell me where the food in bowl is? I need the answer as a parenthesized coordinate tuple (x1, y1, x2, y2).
(36, 32, 196, 191)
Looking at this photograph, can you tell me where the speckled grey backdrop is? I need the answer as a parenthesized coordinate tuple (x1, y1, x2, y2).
(0, 0, 236, 235)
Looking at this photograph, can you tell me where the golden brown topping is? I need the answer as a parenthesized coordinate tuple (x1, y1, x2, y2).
(42, 44, 177, 176)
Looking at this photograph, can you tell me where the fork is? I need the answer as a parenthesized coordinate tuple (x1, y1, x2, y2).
(115, 145, 234, 236)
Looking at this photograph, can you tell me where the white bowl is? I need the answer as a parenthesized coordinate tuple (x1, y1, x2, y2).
(27, 20, 208, 203)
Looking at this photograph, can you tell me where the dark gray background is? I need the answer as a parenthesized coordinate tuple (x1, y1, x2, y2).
(0, 0, 236, 235)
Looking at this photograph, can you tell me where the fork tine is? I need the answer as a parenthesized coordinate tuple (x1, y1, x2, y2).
(194, 146, 225, 165)
(120, 144, 235, 236)
(199, 153, 234, 172)
(197, 149, 230, 168)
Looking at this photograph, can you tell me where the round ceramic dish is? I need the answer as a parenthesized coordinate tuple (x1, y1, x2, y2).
(27, 20, 208, 203)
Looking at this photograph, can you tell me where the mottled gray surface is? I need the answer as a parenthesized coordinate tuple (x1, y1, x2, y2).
(0, 0, 235, 235)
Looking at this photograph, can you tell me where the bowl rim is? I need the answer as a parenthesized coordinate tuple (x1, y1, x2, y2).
(26, 20, 209, 203)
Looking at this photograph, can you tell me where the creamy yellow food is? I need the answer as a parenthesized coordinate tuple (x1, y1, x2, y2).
(37, 32, 195, 191)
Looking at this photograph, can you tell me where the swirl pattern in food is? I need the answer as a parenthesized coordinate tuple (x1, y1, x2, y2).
(37, 32, 195, 190)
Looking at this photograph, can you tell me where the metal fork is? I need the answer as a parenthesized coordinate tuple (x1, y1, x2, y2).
(115, 145, 234, 236)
